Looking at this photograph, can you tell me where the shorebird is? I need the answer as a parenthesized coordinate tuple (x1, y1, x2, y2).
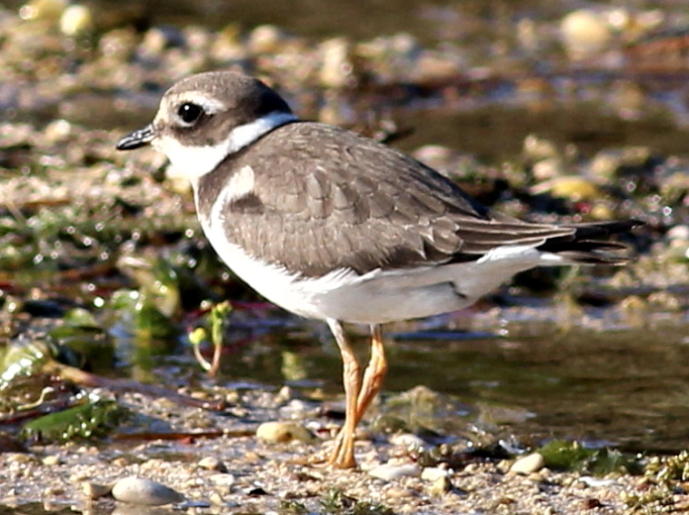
(117, 71, 640, 468)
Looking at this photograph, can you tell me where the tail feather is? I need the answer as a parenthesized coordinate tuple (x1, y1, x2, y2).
(538, 219, 644, 265)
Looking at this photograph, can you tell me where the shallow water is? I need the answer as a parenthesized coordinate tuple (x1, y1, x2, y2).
(198, 306, 689, 453)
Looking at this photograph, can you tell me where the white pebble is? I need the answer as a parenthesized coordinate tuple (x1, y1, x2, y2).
(509, 452, 545, 475)
(82, 482, 111, 500)
(256, 421, 315, 444)
(60, 4, 93, 36)
(368, 462, 421, 481)
(198, 456, 226, 472)
(561, 9, 612, 60)
(421, 466, 449, 482)
(111, 476, 183, 506)
(578, 476, 618, 488)
(209, 474, 236, 487)
(389, 433, 426, 449)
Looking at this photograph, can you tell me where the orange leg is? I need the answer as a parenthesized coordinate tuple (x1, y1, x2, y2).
(327, 322, 388, 468)
(327, 319, 361, 469)
(355, 324, 388, 421)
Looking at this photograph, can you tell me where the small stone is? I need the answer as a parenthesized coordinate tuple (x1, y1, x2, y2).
(531, 176, 601, 201)
(209, 491, 225, 505)
(111, 457, 128, 468)
(384, 486, 413, 499)
(198, 457, 226, 472)
(421, 467, 449, 482)
(368, 462, 421, 481)
(578, 476, 617, 488)
(43, 119, 73, 144)
(561, 9, 612, 60)
(275, 385, 298, 403)
(589, 203, 614, 221)
(428, 475, 452, 496)
(510, 453, 545, 475)
(59, 4, 93, 36)
(523, 134, 560, 162)
(532, 157, 566, 182)
(41, 455, 61, 466)
(69, 472, 90, 482)
(183, 477, 203, 489)
(256, 421, 315, 444)
(209, 474, 236, 488)
(389, 433, 426, 449)
(83, 482, 111, 500)
(247, 25, 285, 54)
(582, 498, 603, 509)
(43, 486, 64, 496)
(111, 476, 184, 506)
(319, 37, 353, 88)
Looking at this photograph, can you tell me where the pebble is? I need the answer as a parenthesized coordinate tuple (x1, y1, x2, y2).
(43, 486, 64, 496)
(209, 473, 236, 488)
(368, 462, 421, 481)
(198, 456, 226, 472)
(532, 157, 565, 182)
(59, 4, 92, 36)
(389, 433, 426, 449)
(43, 119, 73, 144)
(531, 176, 601, 201)
(41, 455, 61, 466)
(523, 134, 560, 162)
(421, 466, 449, 482)
(509, 453, 545, 475)
(83, 482, 112, 500)
(668, 225, 689, 241)
(578, 476, 617, 488)
(428, 475, 453, 496)
(111, 476, 184, 506)
(560, 9, 612, 60)
(209, 491, 225, 505)
(384, 486, 414, 500)
(255, 421, 315, 444)
(247, 25, 285, 54)
(275, 385, 299, 403)
(319, 37, 352, 88)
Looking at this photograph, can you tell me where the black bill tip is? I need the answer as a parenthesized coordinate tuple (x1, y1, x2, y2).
(116, 124, 156, 151)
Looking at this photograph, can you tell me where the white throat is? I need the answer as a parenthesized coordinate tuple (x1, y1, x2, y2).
(153, 111, 298, 184)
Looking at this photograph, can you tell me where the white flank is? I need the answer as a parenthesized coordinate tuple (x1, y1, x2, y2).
(153, 112, 298, 183)
(199, 218, 574, 325)
(200, 226, 361, 321)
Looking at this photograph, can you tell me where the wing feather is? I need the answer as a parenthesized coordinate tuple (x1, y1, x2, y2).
(208, 122, 635, 276)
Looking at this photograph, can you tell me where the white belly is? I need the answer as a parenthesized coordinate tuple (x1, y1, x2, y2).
(201, 219, 560, 324)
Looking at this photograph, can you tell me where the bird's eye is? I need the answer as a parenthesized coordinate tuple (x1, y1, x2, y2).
(177, 103, 204, 124)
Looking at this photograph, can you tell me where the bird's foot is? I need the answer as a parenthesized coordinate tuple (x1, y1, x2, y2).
(326, 428, 357, 469)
